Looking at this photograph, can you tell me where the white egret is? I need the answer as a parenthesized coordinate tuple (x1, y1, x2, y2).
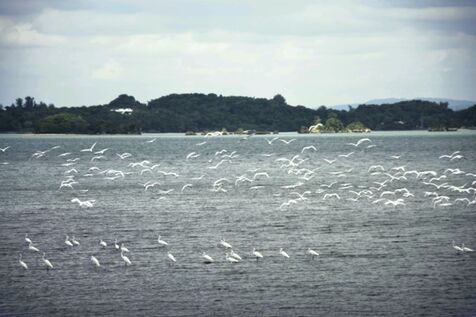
(99, 239, 107, 248)
(91, 255, 100, 267)
(65, 235, 73, 247)
(252, 248, 263, 260)
(80, 142, 97, 152)
(42, 253, 53, 270)
(306, 248, 320, 259)
(229, 249, 242, 261)
(202, 252, 214, 263)
(265, 137, 279, 145)
(158, 236, 168, 246)
(114, 239, 120, 250)
(323, 158, 337, 164)
(120, 243, 130, 253)
(279, 138, 296, 144)
(220, 239, 232, 249)
(301, 145, 317, 153)
(225, 253, 240, 263)
(19, 254, 28, 269)
(347, 138, 371, 147)
(25, 233, 32, 245)
(462, 243, 474, 252)
(72, 236, 80, 246)
(28, 242, 39, 252)
(279, 248, 290, 258)
(167, 252, 176, 263)
(453, 240, 464, 252)
(121, 251, 132, 266)
(181, 184, 193, 192)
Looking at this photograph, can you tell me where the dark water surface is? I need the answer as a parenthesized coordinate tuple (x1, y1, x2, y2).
(0, 131, 475, 316)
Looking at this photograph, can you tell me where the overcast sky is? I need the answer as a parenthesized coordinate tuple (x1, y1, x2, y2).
(1, 0, 475, 107)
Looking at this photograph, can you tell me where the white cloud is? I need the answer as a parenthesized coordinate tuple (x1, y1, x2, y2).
(0, 17, 65, 47)
(0, 1, 475, 106)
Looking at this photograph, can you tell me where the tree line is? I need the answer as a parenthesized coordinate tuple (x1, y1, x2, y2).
(0, 94, 475, 134)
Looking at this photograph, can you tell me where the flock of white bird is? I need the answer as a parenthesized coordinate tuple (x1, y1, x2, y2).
(1, 134, 474, 271)
(17, 232, 323, 270)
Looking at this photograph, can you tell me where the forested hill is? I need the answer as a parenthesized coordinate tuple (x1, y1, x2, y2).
(0, 93, 475, 134)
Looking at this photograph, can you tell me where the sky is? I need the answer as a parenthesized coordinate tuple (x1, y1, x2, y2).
(1, 0, 475, 108)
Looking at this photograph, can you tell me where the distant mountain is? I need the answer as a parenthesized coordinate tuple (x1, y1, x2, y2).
(332, 98, 476, 111)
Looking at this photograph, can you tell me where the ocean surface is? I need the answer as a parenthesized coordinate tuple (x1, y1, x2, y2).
(0, 131, 475, 316)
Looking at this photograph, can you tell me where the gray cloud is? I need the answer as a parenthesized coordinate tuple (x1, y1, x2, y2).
(0, 0, 475, 107)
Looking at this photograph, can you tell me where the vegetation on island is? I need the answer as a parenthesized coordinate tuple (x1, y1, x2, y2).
(0, 93, 475, 134)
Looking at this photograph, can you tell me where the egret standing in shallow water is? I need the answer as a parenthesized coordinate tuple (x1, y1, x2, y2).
(220, 239, 232, 249)
(90, 255, 100, 267)
(229, 249, 242, 261)
(225, 253, 240, 263)
(158, 235, 168, 246)
(167, 252, 176, 263)
(462, 243, 474, 252)
(25, 233, 32, 245)
(42, 253, 53, 270)
(279, 248, 290, 258)
(202, 252, 214, 263)
(121, 251, 132, 266)
(19, 254, 28, 269)
(72, 236, 80, 246)
(306, 248, 320, 259)
(252, 248, 263, 260)
(453, 240, 464, 252)
(28, 242, 39, 252)
(99, 239, 107, 248)
(65, 235, 73, 247)
(120, 243, 130, 253)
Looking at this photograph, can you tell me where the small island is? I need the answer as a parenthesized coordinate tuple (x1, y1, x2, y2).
(0, 94, 474, 134)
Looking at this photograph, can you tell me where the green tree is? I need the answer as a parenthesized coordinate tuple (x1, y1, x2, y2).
(323, 116, 344, 132)
(346, 121, 367, 131)
(35, 113, 89, 133)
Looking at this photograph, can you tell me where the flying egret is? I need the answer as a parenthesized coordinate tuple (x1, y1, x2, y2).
(347, 138, 371, 147)
(80, 142, 97, 152)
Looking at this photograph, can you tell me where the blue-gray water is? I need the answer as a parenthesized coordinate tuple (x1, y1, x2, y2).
(0, 131, 475, 316)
